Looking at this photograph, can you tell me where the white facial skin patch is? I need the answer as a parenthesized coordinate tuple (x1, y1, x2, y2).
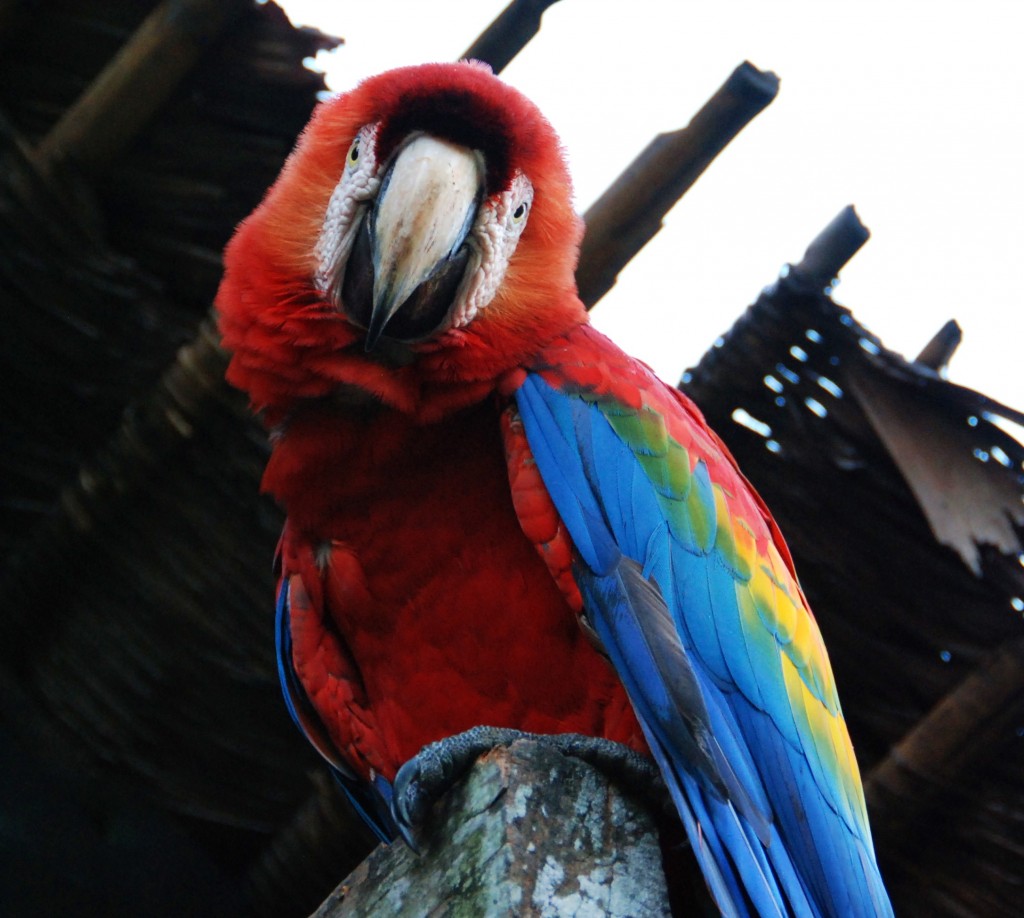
(314, 124, 381, 294)
(449, 170, 533, 330)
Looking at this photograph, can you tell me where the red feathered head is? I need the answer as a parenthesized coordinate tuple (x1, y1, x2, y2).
(217, 61, 586, 419)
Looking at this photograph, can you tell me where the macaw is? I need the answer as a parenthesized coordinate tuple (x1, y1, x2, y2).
(216, 61, 893, 917)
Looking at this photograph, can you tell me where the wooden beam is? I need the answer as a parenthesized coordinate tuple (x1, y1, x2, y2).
(0, 314, 234, 650)
(577, 61, 779, 308)
(865, 637, 1024, 850)
(791, 204, 870, 287)
(35, 0, 249, 182)
(915, 319, 962, 371)
(460, 0, 563, 73)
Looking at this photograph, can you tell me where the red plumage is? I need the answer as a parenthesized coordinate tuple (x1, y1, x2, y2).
(217, 62, 643, 784)
(272, 396, 642, 782)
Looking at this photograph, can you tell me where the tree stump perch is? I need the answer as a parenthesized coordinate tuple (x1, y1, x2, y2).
(312, 740, 671, 918)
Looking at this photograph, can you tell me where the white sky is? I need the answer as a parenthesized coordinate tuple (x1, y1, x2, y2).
(279, 0, 1024, 411)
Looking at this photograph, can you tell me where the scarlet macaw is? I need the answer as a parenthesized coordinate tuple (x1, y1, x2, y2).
(217, 61, 893, 916)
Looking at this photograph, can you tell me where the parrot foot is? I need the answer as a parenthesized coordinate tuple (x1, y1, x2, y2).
(390, 726, 663, 850)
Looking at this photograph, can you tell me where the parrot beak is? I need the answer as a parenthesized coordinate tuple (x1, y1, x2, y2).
(341, 134, 484, 350)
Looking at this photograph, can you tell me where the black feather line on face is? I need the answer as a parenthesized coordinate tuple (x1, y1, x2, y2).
(375, 88, 514, 194)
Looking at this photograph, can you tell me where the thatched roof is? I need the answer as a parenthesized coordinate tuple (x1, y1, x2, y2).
(1, 2, 1021, 916)
(683, 212, 1024, 916)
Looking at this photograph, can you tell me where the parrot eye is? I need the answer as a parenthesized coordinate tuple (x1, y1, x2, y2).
(506, 181, 532, 232)
(344, 124, 379, 176)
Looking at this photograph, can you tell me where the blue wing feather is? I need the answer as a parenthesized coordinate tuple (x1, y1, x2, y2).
(577, 557, 789, 917)
(514, 373, 892, 918)
(275, 578, 397, 844)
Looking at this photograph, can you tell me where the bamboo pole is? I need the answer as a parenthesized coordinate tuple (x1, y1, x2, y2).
(915, 319, 962, 371)
(577, 61, 779, 308)
(865, 637, 1024, 849)
(35, 0, 249, 181)
(461, 0, 563, 73)
(791, 204, 870, 287)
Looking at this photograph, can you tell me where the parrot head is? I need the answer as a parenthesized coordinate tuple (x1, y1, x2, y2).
(218, 61, 586, 416)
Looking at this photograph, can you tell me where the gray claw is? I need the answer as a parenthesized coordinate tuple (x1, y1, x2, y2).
(391, 757, 426, 852)
(388, 726, 665, 851)
(389, 726, 529, 850)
